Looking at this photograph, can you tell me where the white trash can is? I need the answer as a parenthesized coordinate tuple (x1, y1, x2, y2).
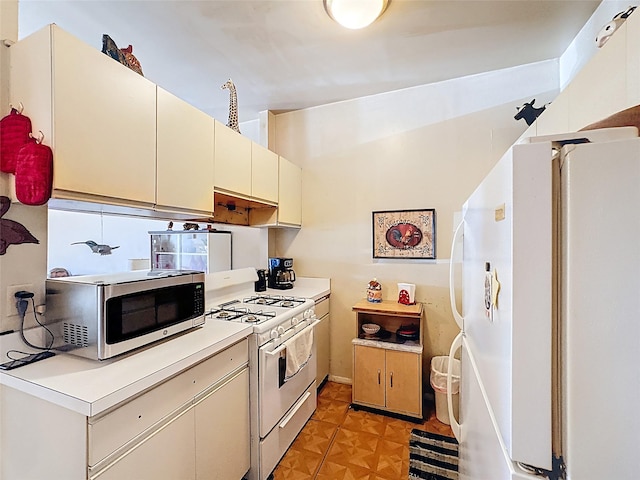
(430, 355, 461, 425)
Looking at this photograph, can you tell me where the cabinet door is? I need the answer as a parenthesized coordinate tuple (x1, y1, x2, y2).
(315, 312, 330, 387)
(385, 350, 422, 417)
(51, 26, 157, 205)
(353, 345, 385, 408)
(278, 156, 302, 226)
(92, 408, 196, 480)
(214, 120, 252, 197)
(195, 369, 250, 480)
(157, 87, 214, 214)
(251, 142, 279, 204)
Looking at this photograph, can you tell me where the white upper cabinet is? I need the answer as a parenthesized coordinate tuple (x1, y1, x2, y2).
(251, 142, 279, 204)
(278, 156, 302, 227)
(213, 120, 252, 198)
(156, 87, 215, 215)
(10, 24, 157, 206)
(9, 24, 304, 226)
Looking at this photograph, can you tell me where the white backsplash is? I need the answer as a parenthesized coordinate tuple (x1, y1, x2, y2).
(47, 209, 268, 276)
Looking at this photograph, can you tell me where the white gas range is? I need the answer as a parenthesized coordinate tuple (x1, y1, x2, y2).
(205, 269, 318, 480)
(206, 294, 316, 348)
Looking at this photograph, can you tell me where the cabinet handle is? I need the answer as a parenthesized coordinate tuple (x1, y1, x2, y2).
(377, 369, 381, 385)
(390, 371, 393, 388)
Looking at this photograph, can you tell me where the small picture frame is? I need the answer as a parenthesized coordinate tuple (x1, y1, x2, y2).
(372, 209, 436, 259)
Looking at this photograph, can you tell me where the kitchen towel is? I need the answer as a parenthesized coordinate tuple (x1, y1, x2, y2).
(284, 328, 313, 381)
(409, 429, 458, 480)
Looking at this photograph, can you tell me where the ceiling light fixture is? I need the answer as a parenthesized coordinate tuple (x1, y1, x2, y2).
(324, 0, 390, 30)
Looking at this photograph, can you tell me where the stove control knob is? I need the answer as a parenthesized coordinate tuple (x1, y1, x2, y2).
(270, 329, 280, 339)
(277, 326, 286, 336)
(291, 316, 299, 326)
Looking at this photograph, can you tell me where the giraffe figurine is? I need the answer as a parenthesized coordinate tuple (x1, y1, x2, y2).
(221, 79, 241, 134)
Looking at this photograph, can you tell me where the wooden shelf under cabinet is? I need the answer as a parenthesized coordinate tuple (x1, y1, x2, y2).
(353, 299, 422, 345)
(351, 300, 423, 419)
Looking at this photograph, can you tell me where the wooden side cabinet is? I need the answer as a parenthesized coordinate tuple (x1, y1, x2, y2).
(352, 300, 423, 419)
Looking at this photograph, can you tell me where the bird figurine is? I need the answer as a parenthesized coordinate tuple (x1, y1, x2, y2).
(71, 240, 120, 255)
(0, 196, 40, 255)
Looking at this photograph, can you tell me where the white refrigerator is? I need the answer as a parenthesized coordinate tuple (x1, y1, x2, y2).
(447, 128, 640, 479)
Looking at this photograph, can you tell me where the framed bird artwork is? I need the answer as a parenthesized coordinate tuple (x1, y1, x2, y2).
(372, 209, 436, 259)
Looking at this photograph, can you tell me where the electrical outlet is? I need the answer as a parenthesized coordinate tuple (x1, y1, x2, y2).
(6, 284, 34, 317)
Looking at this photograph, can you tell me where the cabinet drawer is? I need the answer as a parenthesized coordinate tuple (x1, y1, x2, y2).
(188, 339, 248, 395)
(89, 339, 248, 465)
(315, 297, 330, 318)
(260, 383, 317, 477)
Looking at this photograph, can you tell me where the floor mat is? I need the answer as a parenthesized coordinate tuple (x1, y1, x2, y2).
(409, 429, 459, 480)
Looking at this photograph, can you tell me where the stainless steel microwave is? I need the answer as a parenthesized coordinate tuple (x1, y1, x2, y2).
(45, 270, 205, 360)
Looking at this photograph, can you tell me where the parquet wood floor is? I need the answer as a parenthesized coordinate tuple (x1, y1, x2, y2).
(271, 381, 453, 480)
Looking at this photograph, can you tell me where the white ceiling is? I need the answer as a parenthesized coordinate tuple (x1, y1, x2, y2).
(18, 0, 601, 124)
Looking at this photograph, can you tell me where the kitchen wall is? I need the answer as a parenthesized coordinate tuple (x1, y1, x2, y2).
(269, 0, 629, 383)
(1, 0, 629, 375)
(269, 62, 552, 382)
(0, 0, 48, 336)
(1, 2, 18, 475)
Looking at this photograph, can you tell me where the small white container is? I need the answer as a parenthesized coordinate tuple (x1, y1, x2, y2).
(128, 258, 150, 271)
(397, 283, 416, 305)
(362, 323, 381, 335)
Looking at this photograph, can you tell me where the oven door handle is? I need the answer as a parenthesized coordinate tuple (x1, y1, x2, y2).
(264, 319, 320, 357)
(279, 391, 312, 429)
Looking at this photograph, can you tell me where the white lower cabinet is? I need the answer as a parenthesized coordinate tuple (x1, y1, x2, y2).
(0, 339, 250, 480)
(315, 296, 330, 387)
(91, 406, 197, 480)
(93, 369, 250, 480)
(195, 369, 250, 479)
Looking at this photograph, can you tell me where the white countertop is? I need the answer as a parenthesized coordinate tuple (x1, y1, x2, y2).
(0, 275, 330, 418)
(0, 319, 252, 417)
(351, 337, 423, 354)
(265, 277, 330, 302)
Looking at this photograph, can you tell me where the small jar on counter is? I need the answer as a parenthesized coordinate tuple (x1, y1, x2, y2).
(367, 278, 383, 303)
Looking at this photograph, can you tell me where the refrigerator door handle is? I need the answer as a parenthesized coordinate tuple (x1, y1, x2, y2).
(447, 332, 463, 441)
(449, 221, 464, 329)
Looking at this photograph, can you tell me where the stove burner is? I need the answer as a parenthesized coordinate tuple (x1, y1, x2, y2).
(207, 306, 248, 322)
(242, 295, 306, 308)
(244, 315, 260, 323)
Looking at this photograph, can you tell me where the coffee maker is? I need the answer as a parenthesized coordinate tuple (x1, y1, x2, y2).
(268, 257, 296, 290)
